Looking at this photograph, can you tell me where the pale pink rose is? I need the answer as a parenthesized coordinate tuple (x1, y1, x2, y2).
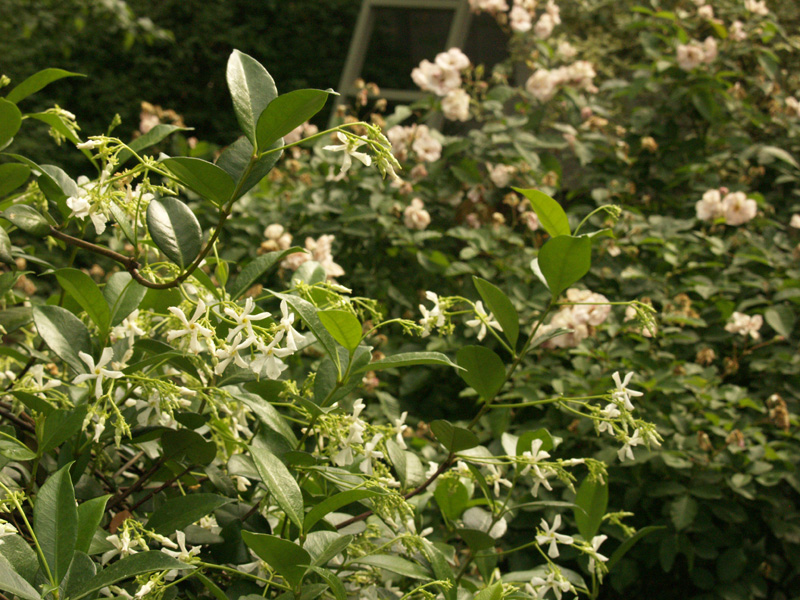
(442, 88, 471, 121)
(745, 0, 768, 16)
(521, 211, 540, 231)
(698, 5, 714, 19)
(790, 214, 800, 229)
(534, 13, 555, 39)
(730, 21, 747, 42)
(411, 60, 461, 96)
(557, 40, 577, 60)
(722, 192, 757, 226)
(696, 189, 724, 221)
(435, 48, 470, 72)
(677, 42, 705, 71)
(702, 37, 718, 64)
(411, 126, 442, 162)
(525, 69, 559, 102)
(404, 198, 431, 230)
(487, 163, 516, 188)
(509, 5, 532, 32)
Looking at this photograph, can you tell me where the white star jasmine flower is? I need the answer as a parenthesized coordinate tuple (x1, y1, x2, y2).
(587, 534, 609, 572)
(611, 371, 643, 411)
(465, 300, 501, 341)
(213, 333, 254, 375)
(167, 300, 213, 354)
(359, 433, 385, 475)
(250, 335, 292, 380)
(323, 132, 372, 174)
(161, 531, 201, 563)
(277, 299, 306, 351)
(598, 403, 621, 435)
(73, 347, 124, 399)
(618, 428, 644, 462)
(224, 297, 271, 342)
(536, 515, 574, 558)
(419, 291, 445, 337)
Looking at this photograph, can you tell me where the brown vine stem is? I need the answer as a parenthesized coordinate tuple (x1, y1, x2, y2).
(107, 456, 166, 510)
(128, 464, 193, 512)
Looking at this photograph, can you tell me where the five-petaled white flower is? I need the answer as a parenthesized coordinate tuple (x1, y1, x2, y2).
(465, 301, 501, 341)
(224, 297, 271, 343)
(73, 347, 124, 399)
(250, 334, 292, 380)
(536, 514, 574, 558)
(419, 291, 445, 337)
(588, 534, 609, 572)
(161, 530, 201, 563)
(611, 371, 643, 411)
(167, 300, 213, 354)
(323, 132, 372, 174)
(618, 428, 644, 462)
(277, 299, 306, 351)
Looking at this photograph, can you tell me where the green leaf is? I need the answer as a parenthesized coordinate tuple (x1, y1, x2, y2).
(475, 582, 503, 600)
(312, 567, 347, 600)
(195, 572, 229, 600)
(250, 445, 304, 531)
(32, 305, 92, 373)
(146, 494, 232, 535)
(215, 135, 284, 201)
(269, 291, 338, 363)
(430, 420, 480, 453)
(227, 49, 279, 145)
(0, 163, 31, 196)
(60, 551, 97, 600)
(39, 405, 88, 455)
(456, 528, 496, 551)
(70, 552, 192, 600)
(118, 124, 190, 165)
(160, 429, 217, 465)
(473, 277, 519, 349)
(160, 157, 235, 207)
(28, 113, 81, 145)
(350, 555, 430, 580)
(606, 526, 665, 570)
(5, 69, 84, 104)
(0, 533, 39, 584)
(0, 226, 13, 265)
(146, 196, 203, 268)
(226, 386, 298, 446)
(0, 554, 41, 600)
(0, 98, 23, 149)
(352, 351, 460, 374)
(0, 431, 36, 461)
(538, 235, 592, 299)
(574, 476, 608, 540)
(318, 309, 362, 353)
(2, 204, 50, 236)
(765, 305, 794, 339)
(103, 272, 147, 328)
(256, 89, 335, 150)
(434, 477, 469, 520)
(242, 532, 310, 588)
(456, 345, 506, 401)
(669, 495, 698, 531)
(75, 495, 111, 555)
(228, 247, 305, 300)
(512, 188, 570, 237)
(304, 489, 381, 531)
(33, 463, 77, 584)
(55, 268, 110, 335)
(305, 532, 354, 567)
(517, 428, 555, 454)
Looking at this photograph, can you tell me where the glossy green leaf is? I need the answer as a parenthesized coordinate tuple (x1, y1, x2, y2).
(0, 533, 39, 585)
(351, 555, 430, 580)
(574, 476, 608, 541)
(304, 532, 354, 567)
(5, 68, 84, 104)
(430, 420, 480, 453)
(228, 247, 305, 300)
(765, 305, 794, 339)
(75, 495, 111, 555)
(473, 277, 519, 348)
(0, 163, 31, 196)
(304, 489, 381, 531)
(0, 554, 41, 600)
(456, 345, 506, 401)
(60, 552, 97, 600)
(215, 135, 284, 201)
(270, 291, 338, 363)
(606, 526, 665, 570)
(0, 226, 13, 265)
(312, 566, 347, 600)
(103, 272, 147, 327)
(2, 204, 50, 237)
(39, 405, 88, 455)
(0, 306, 32, 331)
(669, 495, 698, 531)
(71, 552, 191, 600)
(118, 124, 190, 165)
(29, 112, 81, 145)
(161, 429, 216, 465)
(250, 444, 304, 531)
(512, 188, 570, 237)
(256, 88, 335, 150)
(146, 196, 203, 268)
(226, 387, 298, 446)
(352, 351, 460, 374)
(517, 428, 555, 454)
(242, 532, 310, 588)
(538, 235, 592, 299)
(161, 157, 235, 207)
(475, 582, 503, 600)
(434, 477, 469, 520)
(33, 463, 77, 584)
(227, 49, 279, 145)
(32, 305, 92, 373)
(0, 431, 36, 461)
(146, 494, 232, 535)
(55, 268, 110, 335)
(0, 99, 22, 149)
(195, 572, 229, 600)
(318, 309, 362, 352)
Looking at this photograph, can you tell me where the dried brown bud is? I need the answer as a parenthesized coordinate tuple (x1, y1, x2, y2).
(697, 431, 713, 452)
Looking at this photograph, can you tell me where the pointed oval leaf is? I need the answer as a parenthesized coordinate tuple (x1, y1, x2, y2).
(119, 124, 190, 165)
(227, 50, 278, 144)
(55, 268, 110, 335)
(512, 188, 570, 237)
(29, 112, 81, 145)
(573, 476, 608, 540)
(5, 69, 84, 104)
(256, 89, 336, 150)
(33, 463, 77, 584)
(353, 351, 460, 374)
(228, 247, 305, 300)
(40, 405, 89, 455)
(2, 205, 50, 237)
(269, 291, 338, 362)
(0, 163, 31, 196)
(61, 551, 97, 600)
(318, 309, 362, 352)
(456, 345, 506, 401)
(71, 552, 191, 600)
(0, 554, 41, 600)
(103, 272, 147, 327)
(146, 494, 232, 535)
(146, 196, 202, 268)
(537, 235, 592, 300)
(32, 305, 92, 373)
(215, 136, 284, 201)
(75, 495, 111, 555)
(765, 305, 794, 339)
(161, 157, 235, 207)
(473, 277, 519, 348)
(517, 428, 555, 454)
(430, 420, 480, 453)
(0, 99, 22, 149)
(250, 445, 304, 531)
(606, 526, 665, 570)
(241, 532, 310, 588)
(304, 490, 381, 531)
(350, 555, 431, 580)
(0, 226, 14, 265)
(434, 477, 470, 520)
